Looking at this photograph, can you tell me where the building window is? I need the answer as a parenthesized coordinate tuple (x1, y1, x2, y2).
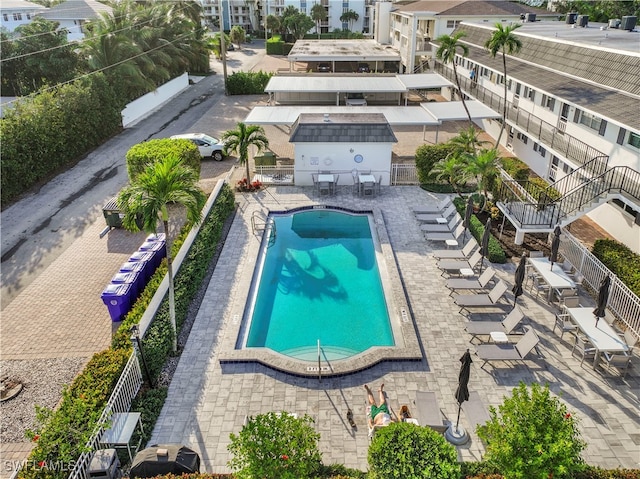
(533, 143, 546, 157)
(446, 20, 459, 28)
(575, 109, 605, 134)
(2, 14, 8, 21)
(13, 13, 23, 20)
(516, 132, 528, 144)
(542, 94, 555, 111)
(628, 132, 640, 149)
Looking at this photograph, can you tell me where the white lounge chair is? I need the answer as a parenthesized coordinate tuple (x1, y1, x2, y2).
(474, 327, 540, 368)
(415, 391, 447, 434)
(425, 223, 466, 243)
(432, 239, 478, 260)
(415, 203, 456, 223)
(461, 391, 491, 432)
(454, 280, 509, 314)
(446, 267, 496, 295)
(464, 305, 525, 342)
(438, 251, 483, 275)
(420, 215, 460, 233)
(413, 196, 452, 215)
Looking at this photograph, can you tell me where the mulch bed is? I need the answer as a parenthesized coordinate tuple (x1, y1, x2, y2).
(474, 210, 551, 259)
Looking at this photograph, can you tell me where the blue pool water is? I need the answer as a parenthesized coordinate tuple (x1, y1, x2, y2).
(244, 208, 394, 361)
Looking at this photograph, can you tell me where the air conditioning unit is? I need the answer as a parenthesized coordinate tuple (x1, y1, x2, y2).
(565, 13, 578, 24)
(608, 18, 621, 28)
(621, 15, 637, 31)
(525, 13, 536, 22)
(577, 15, 589, 27)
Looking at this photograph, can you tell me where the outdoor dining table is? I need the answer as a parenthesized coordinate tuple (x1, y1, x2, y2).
(358, 174, 376, 196)
(318, 174, 335, 195)
(566, 307, 629, 369)
(528, 257, 577, 302)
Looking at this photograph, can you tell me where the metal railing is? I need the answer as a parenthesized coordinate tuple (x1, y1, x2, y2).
(391, 164, 419, 185)
(254, 165, 295, 184)
(560, 229, 640, 336)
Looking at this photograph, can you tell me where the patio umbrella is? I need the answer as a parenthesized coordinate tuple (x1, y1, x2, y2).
(479, 218, 492, 274)
(454, 349, 473, 431)
(512, 252, 527, 308)
(550, 225, 561, 270)
(593, 275, 611, 326)
(463, 196, 474, 241)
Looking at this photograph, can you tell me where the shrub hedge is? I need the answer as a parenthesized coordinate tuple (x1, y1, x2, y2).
(415, 143, 457, 184)
(226, 71, 274, 95)
(0, 74, 123, 206)
(19, 184, 236, 479)
(453, 197, 507, 264)
(592, 239, 640, 297)
(125, 139, 201, 182)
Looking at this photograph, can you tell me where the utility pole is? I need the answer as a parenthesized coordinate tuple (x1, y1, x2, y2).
(218, 0, 228, 95)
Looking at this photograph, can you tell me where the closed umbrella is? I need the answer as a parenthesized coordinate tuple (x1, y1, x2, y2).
(479, 218, 492, 273)
(550, 225, 561, 270)
(593, 275, 611, 326)
(448, 349, 473, 445)
(463, 196, 474, 241)
(512, 252, 527, 308)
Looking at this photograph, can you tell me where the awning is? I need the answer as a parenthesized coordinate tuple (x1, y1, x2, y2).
(264, 76, 407, 94)
(421, 101, 502, 121)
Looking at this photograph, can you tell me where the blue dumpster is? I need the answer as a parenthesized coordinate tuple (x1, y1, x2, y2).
(110, 271, 141, 301)
(127, 251, 155, 282)
(100, 283, 133, 322)
(138, 241, 166, 271)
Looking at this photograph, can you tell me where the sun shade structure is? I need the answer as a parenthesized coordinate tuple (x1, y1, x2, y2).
(287, 39, 401, 63)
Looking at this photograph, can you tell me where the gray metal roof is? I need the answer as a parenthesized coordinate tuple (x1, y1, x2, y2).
(1, 0, 45, 10)
(290, 113, 398, 143)
(265, 75, 407, 93)
(450, 22, 640, 130)
(396, 73, 454, 89)
(288, 39, 401, 62)
(421, 101, 502, 121)
(38, 0, 111, 20)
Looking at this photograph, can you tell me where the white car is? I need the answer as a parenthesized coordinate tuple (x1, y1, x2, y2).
(170, 133, 225, 161)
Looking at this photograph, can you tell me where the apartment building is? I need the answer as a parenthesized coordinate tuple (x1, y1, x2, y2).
(0, 0, 45, 33)
(37, 0, 112, 41)
(433, 19, 640, 251)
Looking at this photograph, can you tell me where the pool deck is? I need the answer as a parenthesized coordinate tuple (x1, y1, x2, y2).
(150, 185, 640, 473)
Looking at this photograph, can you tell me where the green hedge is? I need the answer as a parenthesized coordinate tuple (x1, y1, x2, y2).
(415, 143, 457, 184)
(126, 139, 201, 182)
(20, 184, 236, 479)
(454, 197, 507, 264)
(0, 73, 123, 207)
(592, 239, 640, 297)
(226, 70, 274, 95)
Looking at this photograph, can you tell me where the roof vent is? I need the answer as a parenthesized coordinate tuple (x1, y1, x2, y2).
(323, 114, 330, 122)
(621, 16, 637, 31)
(577, 15, 589, 27)
(608, 18, 621, 28)
(524, 13, 536, 22)
(566, 12, 577, 24)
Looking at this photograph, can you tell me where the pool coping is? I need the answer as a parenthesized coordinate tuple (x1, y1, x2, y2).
(218, 204, 424, 377)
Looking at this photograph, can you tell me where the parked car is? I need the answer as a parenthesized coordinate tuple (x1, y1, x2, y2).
(357, 63, 370, 73)
(317, 62, 332, 72)
(345, 92, 367, 106)
(170, 133, 225, 161)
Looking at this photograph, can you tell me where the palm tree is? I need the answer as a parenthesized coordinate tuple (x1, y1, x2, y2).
(339, 10, 359, 31)
(449, 125, 490, 155)
(222, 122, 269, 183)
(117, 156, 206, 352)
(435, 32, 473, 125)
(432, 155, 471, 197)
(230, 25, 246, 50)
(484, 23, 522, 148)
(464, 148, 501, 210)
(310, 3, 327, 38)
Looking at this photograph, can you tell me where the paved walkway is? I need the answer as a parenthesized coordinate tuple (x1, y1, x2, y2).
(151, 186, 639, 473)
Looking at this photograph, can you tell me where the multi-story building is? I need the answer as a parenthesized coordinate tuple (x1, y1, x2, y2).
(433, 19, 640, 252)
(37, 0, 112, 41)
(0, 0, 45, 33)
(375, 0, 554, 73)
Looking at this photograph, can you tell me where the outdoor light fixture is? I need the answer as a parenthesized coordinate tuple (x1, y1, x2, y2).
(130, 325, 155, 388)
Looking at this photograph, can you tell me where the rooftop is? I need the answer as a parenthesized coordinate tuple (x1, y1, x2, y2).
(0, 0, 45, 11)
(393, 0, 554, 17)
(290, 113, 398, 143)
(37, 0, 112, 20)
(288, 39, 401, 62)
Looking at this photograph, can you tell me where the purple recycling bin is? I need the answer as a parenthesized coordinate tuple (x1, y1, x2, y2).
(110, 271, 141, 301)
(138, 241, 166, 271)
(100, 283, 133, 322)
(145, 233, 166, 243)
(127, 251, 155, 282)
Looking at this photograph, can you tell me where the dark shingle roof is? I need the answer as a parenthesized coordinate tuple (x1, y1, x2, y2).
(394, 0, 553, 16)
(290, 113, 398, 143)
(38, 0, 111, 20)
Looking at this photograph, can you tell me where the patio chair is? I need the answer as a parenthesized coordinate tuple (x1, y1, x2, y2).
(474, 327, 540, 369)
(437, 251, 483, 276)
(571, 334, 596, 366)
(464, 305, 525, 342)
(375, 175, 382, 196)
(362, 181, 375, 197)
(425, 223, 465, 243)
(413, 196, 452, 215)
(432, 239, 478, 260)
(622, 329, 638, 354)
(558, 295, 580, 310)
(600, 351, 632, 378)
(529, 276, 550, 301)
(446, 266, 496, 295)
(454, 280, 509, 314)
(351, 169, 359, 195)
(529, 251, 544, 258)
(414, 391, 447, 434)
(415, 203, 456, 223)
(319, 181, 331, 196)
(552, 312, 577, 340)
(420, 215, 461, 234)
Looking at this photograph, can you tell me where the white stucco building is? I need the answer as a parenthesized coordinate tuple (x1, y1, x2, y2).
(37, 0, 112, 41)
(0, 0, 45, 33)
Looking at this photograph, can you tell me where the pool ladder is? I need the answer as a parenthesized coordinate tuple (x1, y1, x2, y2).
(251, 212, 276, 247)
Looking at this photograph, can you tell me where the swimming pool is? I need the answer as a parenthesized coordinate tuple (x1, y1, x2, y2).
(242, 207, 394, 361)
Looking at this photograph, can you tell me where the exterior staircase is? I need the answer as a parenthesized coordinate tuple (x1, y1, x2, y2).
(496, 156, 640, 243)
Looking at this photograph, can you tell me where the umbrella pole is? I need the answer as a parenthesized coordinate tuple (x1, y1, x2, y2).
(455, 404, 462, 430)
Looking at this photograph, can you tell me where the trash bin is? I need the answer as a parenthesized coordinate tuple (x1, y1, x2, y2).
(146, 233, 166, 243)
(139, 241, 166, 271)
(111, 271, 141, 302)
(89, 449, 120, 479)
(102, 197, 124, 229)
(119, 260, 147, 293)
(101, 283, 133, 322)
(128, 251, 155, 282)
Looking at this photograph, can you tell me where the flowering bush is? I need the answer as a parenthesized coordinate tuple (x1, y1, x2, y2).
(477, 382, 586, 479)
(236, 177, 262, 192)
(228, 412, 322, 479)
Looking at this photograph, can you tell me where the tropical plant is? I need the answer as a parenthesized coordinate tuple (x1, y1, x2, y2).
(283, 9, 315, 40)
(208, 31, 232, 59)
(222, 122, 269, 183)
(228, 412, 322, 479)
(265, 14, 281, 39)
(368, 422, 460, 479)
(449, 125, 490, 155)
(311, 3, 327, 38)
(339, 9, 359, 31)
(230, 25, 246, 49)
(432, 155, 471, 196)
(484, 22, 522, 148)
(117, 156, 206, 352)
(435, 32, 473, 125)
(478, 382, 586, 479)
(125, 138, 201, 182)
(414, 143, 457, 184)
(464, 148, 502, 209)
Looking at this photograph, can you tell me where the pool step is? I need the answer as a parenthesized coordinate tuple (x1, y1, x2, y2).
(280, 345, 361, 361)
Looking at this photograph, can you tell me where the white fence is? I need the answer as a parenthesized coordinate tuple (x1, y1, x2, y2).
(121, 73, 189, 128)
(391, 164, 419, 185)
(561, 229, 640, 336)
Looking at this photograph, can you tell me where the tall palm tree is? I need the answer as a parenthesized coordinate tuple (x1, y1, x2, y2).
(117, 156, 206, 352)
(310, 3, 327, 38)
(339, 10, 359, 31)
(485, 23, 522, 148)
(464, 148, 501, 210)
(432, 155, 471, 197)
(222, 122, 269, 183)
(449, 125, 490, 155)
(435, 32, 473, 125)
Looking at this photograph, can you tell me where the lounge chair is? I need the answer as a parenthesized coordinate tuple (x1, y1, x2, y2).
(464, 305, 525, 342)
(454, 280, 508, 314)
(474, 327, 540, 368)
(415, 391, 448, 434)
(437, 251, 483, 275)
(413, 196, 452, 215)
(461, 391, 491, 432)
(425, 223, 466, 243)
(432, 239, 478, 260)
(420, 215, 461, 233)
(446, 267, 496, 295)
(415, 204, 456, 223)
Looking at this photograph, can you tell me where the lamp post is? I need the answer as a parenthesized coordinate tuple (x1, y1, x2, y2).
(130, 325, 154, 389)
